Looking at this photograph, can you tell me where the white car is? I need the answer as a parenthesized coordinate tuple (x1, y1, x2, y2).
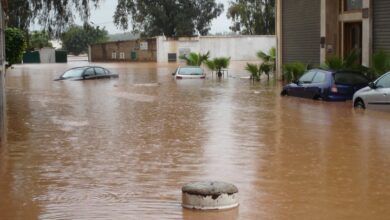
(353, 72, 390, 111)
(173, 66, 206, 79)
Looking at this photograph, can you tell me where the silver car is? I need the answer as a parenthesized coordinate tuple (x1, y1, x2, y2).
(353, 72, 390, 111)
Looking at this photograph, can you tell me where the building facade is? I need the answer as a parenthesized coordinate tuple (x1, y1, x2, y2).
(276, 0, 390, 78)
(0, 0, 7, 143)
(89, 38, 158, 62)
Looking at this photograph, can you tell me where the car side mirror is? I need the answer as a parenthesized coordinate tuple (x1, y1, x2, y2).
(368, 82, 376, 89)
(292, 80, 299, 84)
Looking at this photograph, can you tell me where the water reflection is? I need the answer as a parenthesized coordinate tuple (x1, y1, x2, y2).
(0, 62, 389, 219)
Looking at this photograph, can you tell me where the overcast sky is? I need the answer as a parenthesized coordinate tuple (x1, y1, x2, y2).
(87, 0, 231, 34)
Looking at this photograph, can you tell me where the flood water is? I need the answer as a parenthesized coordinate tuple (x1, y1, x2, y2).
(1, 61, 390, 220)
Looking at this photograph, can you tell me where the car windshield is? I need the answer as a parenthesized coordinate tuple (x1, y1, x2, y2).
(178, 67, 203, 75)
(334, 72, 369, 85)
(62, 68, 85, 78)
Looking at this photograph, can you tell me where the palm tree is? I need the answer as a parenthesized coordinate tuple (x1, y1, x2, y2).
(257, 47, 276, 70)
(205, 57, 231, 78)
(260, 62, 272, 81)
(245, 63, 261, 81)
(179, 51, 210, 66)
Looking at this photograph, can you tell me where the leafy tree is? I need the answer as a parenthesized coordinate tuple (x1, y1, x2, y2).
(205, 57, 231, 78)
(7, 0, 101, 35)
(227, 0, 275, 35)
(5, 28, 27, 66)
(114, 0, 224, 37)
(61, 25, 108, 56)
(179, 52, 210, 66)
(28, 31, 53, 50)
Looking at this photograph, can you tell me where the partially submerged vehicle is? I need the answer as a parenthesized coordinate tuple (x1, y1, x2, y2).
(172, 66, 206, 79)
(55, 66, 118, 81)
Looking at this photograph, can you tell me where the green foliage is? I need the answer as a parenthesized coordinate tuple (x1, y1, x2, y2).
(282, 62, 306, 82)
(371, 50, 390, 78)
(205, 57, 231, 77)
(8, 0, 100, 35)
(179, 52, 210, 66)
(114, 0, 224, 37)
(227, 0, 275, 35)
(260, 62, 272, 81)
(5, 28, 27, 66)
(28, 31, 52, 50)
(245, 63, 261, 81)
(61, 25, 109, 56)
(322, 49, 361, 71)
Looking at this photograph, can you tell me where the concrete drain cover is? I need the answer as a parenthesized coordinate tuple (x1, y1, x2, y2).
(182, 181, 239, 210)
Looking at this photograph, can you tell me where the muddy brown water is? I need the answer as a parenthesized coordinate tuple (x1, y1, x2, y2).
(1, 61, 390, 220)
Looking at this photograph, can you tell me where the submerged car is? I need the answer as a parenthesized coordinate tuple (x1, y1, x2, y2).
(55, 66, 118, 81)
(353, 72, 390, 111)
(281, 69, 369, 101)
(173, 66, 206, 79)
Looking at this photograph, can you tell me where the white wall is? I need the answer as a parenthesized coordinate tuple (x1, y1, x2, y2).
(157, 35, 276, 63)
(39, 48, 56, 63)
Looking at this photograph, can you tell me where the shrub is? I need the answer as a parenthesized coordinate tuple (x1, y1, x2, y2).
(282, 62, 306, 82)
(5, 28, 27, 66)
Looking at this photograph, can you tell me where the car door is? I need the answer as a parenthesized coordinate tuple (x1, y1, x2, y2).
(366, 73, 390, 111)
(94, 67, 107, 79)
(306, 71, 327, 98)
(296, 70, 317, 98)
(83, 68, 96, 80)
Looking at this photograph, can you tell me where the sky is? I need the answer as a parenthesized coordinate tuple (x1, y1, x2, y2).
(86, 0, 231, 34)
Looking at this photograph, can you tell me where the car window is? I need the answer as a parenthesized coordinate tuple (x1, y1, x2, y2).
(376, 73, 390, 88)
(95, 68, 106, 76)
(84, 68, 95, 76)
(334, 72, 369, 85)
(299, 71, 317, 83)
(62, 68, 84, 78)
(312, 72, 327, 83)
(178, 67, 203, 75)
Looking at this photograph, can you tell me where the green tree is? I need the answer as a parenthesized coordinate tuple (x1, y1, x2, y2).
(28, 31, 53, 50)
(227, 0, 275, 35)
(205, 57, 231, 78)
(8, 0, 100, 35)
(179, 52, 210, 66)
(61, 25, 108, 56)
(5, 28, 27, 66)
(114, 0, 224, 37)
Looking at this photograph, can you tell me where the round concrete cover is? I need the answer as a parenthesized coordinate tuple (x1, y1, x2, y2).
(182, 181, 238, 196)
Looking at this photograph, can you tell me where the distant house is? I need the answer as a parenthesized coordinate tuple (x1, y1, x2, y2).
(0, 0, 7, 142)
(276, 0, 390, 77)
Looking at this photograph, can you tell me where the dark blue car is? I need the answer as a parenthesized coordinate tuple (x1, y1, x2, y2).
(281, 69, 369, 101)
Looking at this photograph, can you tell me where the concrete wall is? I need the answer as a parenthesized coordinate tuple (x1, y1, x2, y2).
(39, 47, 56, 63)
(90, 39, 157, 62)
(157, 35, 276, 63)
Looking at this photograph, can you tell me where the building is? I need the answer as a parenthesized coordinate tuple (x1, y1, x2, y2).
(89, 38, 158, 62)
(89, 35, 276, 63)
(276, 0, 390, 78)
(0, 0, 7, 143)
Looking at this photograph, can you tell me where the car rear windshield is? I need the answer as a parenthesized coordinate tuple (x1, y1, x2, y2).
(334, 72, 369, 85)
(62, 68, 84, 78)
(178, 67, 203, 75)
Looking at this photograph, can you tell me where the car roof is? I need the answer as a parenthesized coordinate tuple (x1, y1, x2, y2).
(66, 66, 107, 70)
(179, 66, 202, 69)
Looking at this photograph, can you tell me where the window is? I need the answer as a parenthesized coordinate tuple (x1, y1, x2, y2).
(334, 72, 369, 85)
(178, 67, 203, 75)
(119, 52, 125, 59)
(62, 68, 84, 78)
(376, 73, 390, 88)
(95, 68, 106, 76)
(84, 68, 95, 77)
(345, 0, 362, 11)
(312, 72, 327, 83)
(299, 71, 317, 84)
(112, 52, 117, 59)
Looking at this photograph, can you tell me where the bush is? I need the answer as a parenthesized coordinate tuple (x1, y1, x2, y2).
(282, 62, 306, 82)
(5, 28, 27, 66)
(371, 50, 390, 78)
